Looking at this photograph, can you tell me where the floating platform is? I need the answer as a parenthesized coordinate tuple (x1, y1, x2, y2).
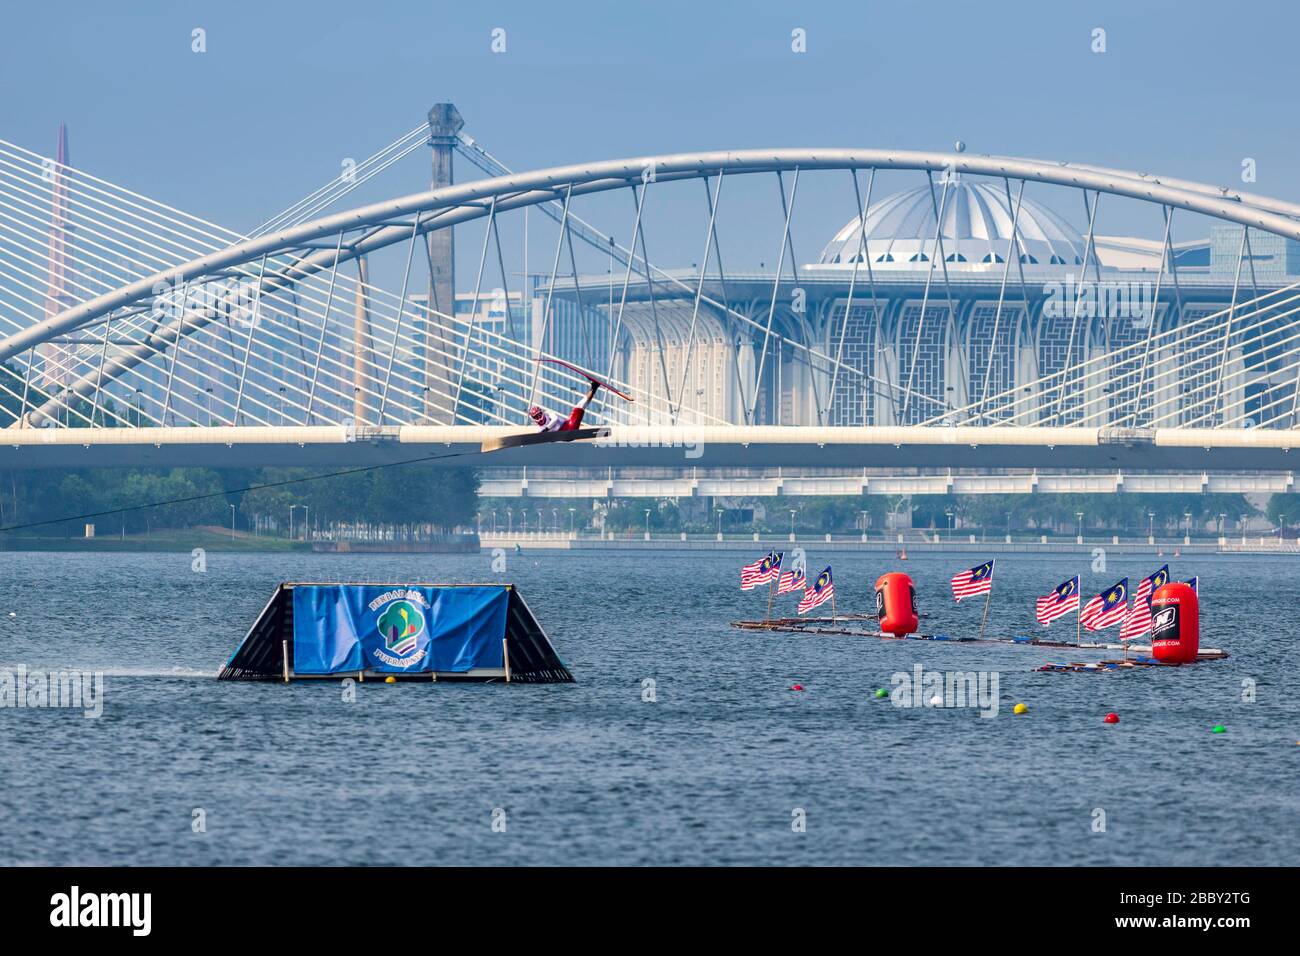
(730, 618, 1228, 660)
(1035, 656, 1225, 672)
(219, 582, 574, 683)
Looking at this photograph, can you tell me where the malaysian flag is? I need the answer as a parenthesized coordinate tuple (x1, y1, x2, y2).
(1080, 578, 1129, 631)
(740, 551, 782, 590)
(797, 567, 834, 614)
(776, 566, 806, 595)
(1035, 575, 1080, 626)
(950, 560, 995, 601)
(1120, 565, 1170, 641)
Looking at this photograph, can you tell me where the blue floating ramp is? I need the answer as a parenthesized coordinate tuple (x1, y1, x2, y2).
(218, 583, 574, 683)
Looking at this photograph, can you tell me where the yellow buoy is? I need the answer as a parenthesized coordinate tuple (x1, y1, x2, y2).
(384, 676, 397, 684)
(1013, 702, 1028, 715)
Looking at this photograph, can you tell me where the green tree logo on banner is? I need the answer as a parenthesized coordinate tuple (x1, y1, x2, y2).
(375, 599, 425, 656)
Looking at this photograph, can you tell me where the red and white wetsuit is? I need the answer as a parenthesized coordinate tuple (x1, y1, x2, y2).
(530, 381, 597, 433)
(531, 405, 586, 432)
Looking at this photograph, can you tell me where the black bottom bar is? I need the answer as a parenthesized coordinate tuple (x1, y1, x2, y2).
(1, 866, 1282, 940)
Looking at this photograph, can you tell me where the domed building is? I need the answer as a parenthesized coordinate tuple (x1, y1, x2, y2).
(528, 178, 1270, 430)
(793, 180, 1100, 428)
(814, 181, 1086, 273)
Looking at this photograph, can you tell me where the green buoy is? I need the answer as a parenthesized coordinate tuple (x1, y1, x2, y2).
(874, 688, 888, 699)
(1211, 725, 1226, 734)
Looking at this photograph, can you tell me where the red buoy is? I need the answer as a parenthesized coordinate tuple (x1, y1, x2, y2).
(1104, 712, 1119, 724)
(875, 572, 919, 636)
(1150, 582, 1199, 664)
(791, 684, 803, 691)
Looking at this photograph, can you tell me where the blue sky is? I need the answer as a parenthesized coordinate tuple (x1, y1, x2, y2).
(3, 0, 1298, 275)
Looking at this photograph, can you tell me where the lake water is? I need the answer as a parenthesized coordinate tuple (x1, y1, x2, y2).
(1, 548, 1296, 866)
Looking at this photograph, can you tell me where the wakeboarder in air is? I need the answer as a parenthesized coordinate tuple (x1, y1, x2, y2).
(529, 379, 599, 433)
(475, 359, 635, 453)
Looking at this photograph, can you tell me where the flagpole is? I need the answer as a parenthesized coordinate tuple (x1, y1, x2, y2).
(1123, 578, 1130, 661)
(977, 560, 993, 641)
(830, 588, 837, 623)
(766, 574, 776, 623)
(1076, 582, 1082, 647)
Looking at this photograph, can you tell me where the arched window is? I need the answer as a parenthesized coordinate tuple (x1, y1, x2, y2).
(909, 251, 929, 262)
(1049, 254, 1067, 265)
(876, 253, 895, 263)
(981, 252, 1005, 263)
(1019, 253, 1038, 264)
(946, 252, 967, 262)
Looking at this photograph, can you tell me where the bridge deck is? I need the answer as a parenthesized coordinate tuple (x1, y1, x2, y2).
(3, 425, 1299, 472)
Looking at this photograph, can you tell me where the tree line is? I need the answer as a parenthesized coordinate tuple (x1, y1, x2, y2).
(0, 364, 480, 536)
(0, 465, 480, 537)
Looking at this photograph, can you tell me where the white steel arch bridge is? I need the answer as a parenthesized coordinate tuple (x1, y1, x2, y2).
(6, 122, 1300, 477)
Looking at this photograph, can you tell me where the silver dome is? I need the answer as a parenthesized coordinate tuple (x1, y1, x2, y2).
(816, 180, 1086, 271)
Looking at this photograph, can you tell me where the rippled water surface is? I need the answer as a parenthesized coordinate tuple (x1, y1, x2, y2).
(1, 548, 1296, 865)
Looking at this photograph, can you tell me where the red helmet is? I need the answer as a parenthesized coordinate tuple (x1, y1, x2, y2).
(528, 406, 546, 424)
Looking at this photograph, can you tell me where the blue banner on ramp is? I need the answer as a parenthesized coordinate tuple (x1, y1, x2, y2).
(292, 585, 508, 674)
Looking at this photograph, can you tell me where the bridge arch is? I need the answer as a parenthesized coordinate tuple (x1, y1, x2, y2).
(11, 148, 1300, 429)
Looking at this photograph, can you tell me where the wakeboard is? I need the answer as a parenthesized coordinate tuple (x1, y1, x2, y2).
(537, 358, 635, 403)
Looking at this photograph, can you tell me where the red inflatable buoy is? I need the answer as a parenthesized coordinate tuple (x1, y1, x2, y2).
(1104, 712, 1119, 724)
(1150, 582, 1199, 663)
(875, 572, 919, 636)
